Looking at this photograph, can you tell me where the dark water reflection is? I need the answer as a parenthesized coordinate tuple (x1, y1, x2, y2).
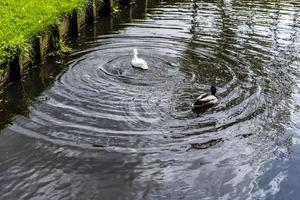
(1, 0, 300, 199)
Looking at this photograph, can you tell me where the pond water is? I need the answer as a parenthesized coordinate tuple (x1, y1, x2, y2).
(1, 0, 300, 199)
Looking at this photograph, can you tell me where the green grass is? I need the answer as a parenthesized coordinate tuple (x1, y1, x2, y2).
(0, 0, 88, 67)
(0, 69, 4, 76)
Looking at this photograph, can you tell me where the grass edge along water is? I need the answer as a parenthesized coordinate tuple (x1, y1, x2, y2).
(0, 0, 90, 68)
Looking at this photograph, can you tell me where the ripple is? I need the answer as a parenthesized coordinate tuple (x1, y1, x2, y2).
(5, 0, 294, 154)
(1, 0, 299, 199)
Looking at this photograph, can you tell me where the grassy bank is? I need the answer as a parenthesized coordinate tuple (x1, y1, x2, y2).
(0, 0, 88, 67)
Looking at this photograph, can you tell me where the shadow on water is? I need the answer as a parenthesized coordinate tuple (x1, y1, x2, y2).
(0, 60, 66, 129)
(0, 0, 300, 199)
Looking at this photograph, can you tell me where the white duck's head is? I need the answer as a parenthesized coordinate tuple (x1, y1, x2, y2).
(133, 48, 138, 57)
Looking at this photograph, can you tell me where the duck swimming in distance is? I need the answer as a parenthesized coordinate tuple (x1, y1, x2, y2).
(192, 85, 218, 111)
(131, 48, 148, 70)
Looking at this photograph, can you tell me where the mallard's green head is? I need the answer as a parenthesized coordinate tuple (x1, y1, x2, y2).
(210, 85, 216, 95)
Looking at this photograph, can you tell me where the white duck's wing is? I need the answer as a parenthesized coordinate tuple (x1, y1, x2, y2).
(131, 58, 148, 69)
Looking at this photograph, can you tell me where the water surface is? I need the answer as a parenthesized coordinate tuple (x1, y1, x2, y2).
(1, 0, 300, 199)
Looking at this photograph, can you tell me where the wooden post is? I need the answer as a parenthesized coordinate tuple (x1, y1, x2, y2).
(8, 53, 21, 83)
(86, 0, 97, 24)
(119, 0, 130, 5)
(32, 36, 43, 65)
(69, 10, 79, 37)
(49, 24, 60, 52)
(102, 0, 113, 14)
(128, 1, 132, 20)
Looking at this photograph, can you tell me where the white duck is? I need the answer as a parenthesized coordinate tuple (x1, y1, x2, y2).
(131, 49, 148, 70)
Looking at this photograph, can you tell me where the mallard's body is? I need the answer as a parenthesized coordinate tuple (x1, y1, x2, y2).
(131, 49, 148, 70)
(192, 85, 218, 110)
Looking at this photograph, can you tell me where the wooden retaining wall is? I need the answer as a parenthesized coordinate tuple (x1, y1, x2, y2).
(0, 0, 123, 88)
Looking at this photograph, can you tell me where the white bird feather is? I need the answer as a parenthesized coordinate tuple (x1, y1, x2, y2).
(131, 49, 148, 70)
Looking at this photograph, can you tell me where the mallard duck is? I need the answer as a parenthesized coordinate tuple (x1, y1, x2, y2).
(131, 49, 148, 70)
(192, 85, 218, 110)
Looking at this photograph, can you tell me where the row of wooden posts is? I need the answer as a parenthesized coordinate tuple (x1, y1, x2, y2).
(2, 0, 130, 87)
